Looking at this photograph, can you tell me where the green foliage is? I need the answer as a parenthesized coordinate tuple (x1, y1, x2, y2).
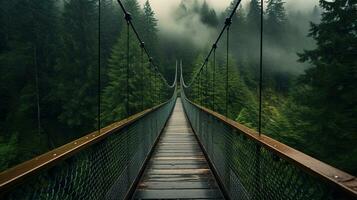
(184, 0, 357, 176)
(54, 0, 98, 132)
(0, 0, 167, 173)
(100, 28, 157, 126)
(292, 0, 357, 174)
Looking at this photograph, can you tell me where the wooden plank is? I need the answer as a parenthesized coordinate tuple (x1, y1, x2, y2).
(135, 189, 222, 199)
(149, 160, 208, 165)
(132, 99, 223, 199)
(150, 164, 208, 169)
(146, 169, 211, 175)
(138, 182, 215, 189)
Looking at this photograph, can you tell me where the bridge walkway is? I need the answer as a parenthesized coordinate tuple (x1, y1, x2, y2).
(133, 99, 224, 199)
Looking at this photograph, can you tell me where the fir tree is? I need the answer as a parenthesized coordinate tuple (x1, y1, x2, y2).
(142, 0, 158, 58)
(0, 0, 59, 170)
(55, 0, 98, 133)
(294, 0, 357, 174)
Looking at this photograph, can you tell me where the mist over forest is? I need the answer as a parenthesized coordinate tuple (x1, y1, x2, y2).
(0, 0, 356, 182)
(151, 0, 321, 78)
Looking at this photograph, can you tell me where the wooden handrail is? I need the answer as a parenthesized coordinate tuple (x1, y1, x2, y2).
(0, 100, 172, 194)
(184, 98, 357, 197)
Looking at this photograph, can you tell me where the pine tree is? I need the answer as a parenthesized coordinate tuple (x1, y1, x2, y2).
(100, 0, 122, 86)
(55, 0, 98, 134)
(101, 27, 153, 126)
(0, 0, 59, 170)
(142, 0, 158, 58)
(265, 0, 287, 42)
(200, 1, 218, 27)
(247, 0, 261, 31)
(294, 0, 357, 174)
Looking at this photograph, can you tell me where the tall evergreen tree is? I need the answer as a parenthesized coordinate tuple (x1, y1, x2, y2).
(293, 0, 357, 174)
(142, 0, 158, 58)
(100, 0, 122, 87)
(247, 0, 261, 31)
(200, 1, 218, 27)
(0, 0, 59, 170)
(265, 0, 287, 41)
(55, 0, 98, 134)
(101, 27, 155, 126)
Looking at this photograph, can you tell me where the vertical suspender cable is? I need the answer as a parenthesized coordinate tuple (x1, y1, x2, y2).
(205, 61, 208, 107)
(258, 0, 264, 135)
(34, 46, 42, 139)
(149, 59, 153, 106)
(125, 14, 131, 116)
(212, 46, 216, 111)
(98, 0, 101, 131)
(200, 71, 202, 105)
(155, 71, 158, 104)
(256, 1, 264, 199)
(140, 43, 144, 110)
(225, 18, 231, 118)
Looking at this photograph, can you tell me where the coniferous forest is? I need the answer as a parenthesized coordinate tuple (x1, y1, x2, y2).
(0, 0, 356, 179)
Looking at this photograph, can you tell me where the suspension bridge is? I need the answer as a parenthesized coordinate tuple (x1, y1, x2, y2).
(0, 0, 356, 199)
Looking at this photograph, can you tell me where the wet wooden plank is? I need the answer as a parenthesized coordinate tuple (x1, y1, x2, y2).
(133, 100, 223, 199)
(138, 182, 215, 189)
(135, 189, 222, 199)
(150, 164, 209, 169)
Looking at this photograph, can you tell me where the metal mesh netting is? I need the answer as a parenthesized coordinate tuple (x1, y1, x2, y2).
(181, 90, 352, 200)
(4, 96, 176, 200)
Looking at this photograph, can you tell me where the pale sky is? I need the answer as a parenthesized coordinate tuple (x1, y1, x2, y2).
(138, 0, 320, 19)
(135, 0, 319, 50)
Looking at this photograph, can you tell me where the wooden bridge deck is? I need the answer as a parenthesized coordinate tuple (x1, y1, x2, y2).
(133, 99, 224, 199)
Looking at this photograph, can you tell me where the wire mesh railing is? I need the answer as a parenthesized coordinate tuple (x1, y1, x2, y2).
(0, 87, 177, 199)
(180, 79, 357, 200)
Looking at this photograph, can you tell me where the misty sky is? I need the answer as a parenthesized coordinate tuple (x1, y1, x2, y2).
(136, 0, 320, 74)
(138, 0, 320, 21)
(137, 0, 319, 40)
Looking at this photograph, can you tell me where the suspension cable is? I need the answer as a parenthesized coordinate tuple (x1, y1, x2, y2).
(205, 60, 208, 107)
(34, 46, 42, 139)
(259, 0, 264, 135)
(212, 45, 216, 111)
(126, 18, 130, 116)
(225, 18, 231, 118)
(140, 42, 144, 110)
(182, 0, 243, 88)
(116, 0, 173, 87)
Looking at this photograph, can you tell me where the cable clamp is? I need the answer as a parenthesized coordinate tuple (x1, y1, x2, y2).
(225, 18, 232, 26)
(124, 13, 132, 22)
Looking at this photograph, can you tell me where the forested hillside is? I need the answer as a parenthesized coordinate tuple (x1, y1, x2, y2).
(178, 0, 356, 176)
(0, 0, 167, 172)
(0, 0, 355, 177)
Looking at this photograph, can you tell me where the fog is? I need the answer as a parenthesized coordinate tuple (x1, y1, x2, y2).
(138, 0, 320, 29)
(137, 0, 320, 74)
(137, 0, 319, 47)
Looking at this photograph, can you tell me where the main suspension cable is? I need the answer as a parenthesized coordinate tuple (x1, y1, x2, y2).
(116, 0, 173, 88)
(182, 0, 243, 88)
